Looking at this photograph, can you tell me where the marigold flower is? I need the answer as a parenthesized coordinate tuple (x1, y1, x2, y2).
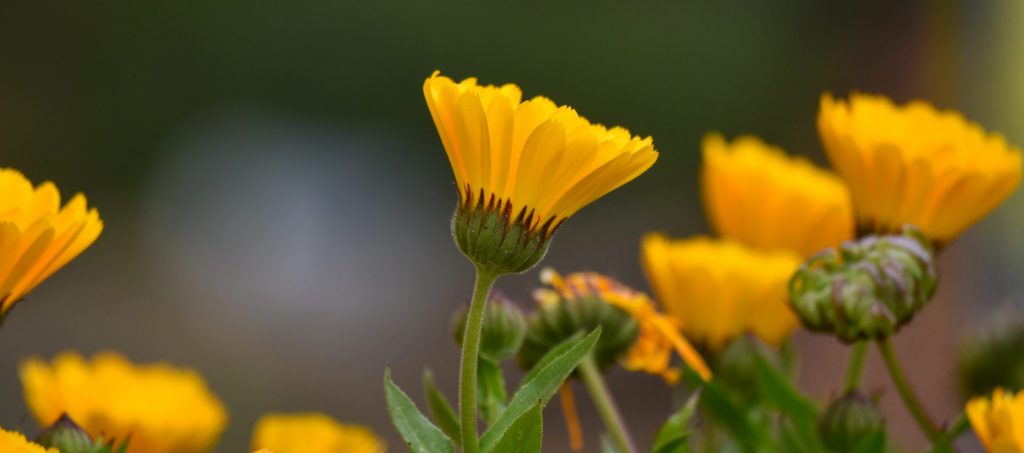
(533, 269, 711, 382)
(19, 351, 227, 453)
(701, 133, 854, 258)
(0, 428, 57, 453)
(424, 71, 658, 274)
(967, 388, 1024, 452)
(0, 168, 102, 318)
(818, 93, 1022, 245)
(641, 233, 802, 350)
(252, 413, 385, 453)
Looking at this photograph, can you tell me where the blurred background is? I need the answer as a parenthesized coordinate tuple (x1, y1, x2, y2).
(1, 1, 1022, 451)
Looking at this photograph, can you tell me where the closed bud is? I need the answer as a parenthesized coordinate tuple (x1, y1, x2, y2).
(452, 293, 527, 361)
(789, 226, 937, 342)
(451, 195, 553, 275)
(714, 335, 784, 402)
(36, 414, 125, 453)
(817, 391, 885, 452)
(958, 310, 1024, 399)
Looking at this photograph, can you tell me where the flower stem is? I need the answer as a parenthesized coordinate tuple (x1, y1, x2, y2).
(945, 411, 970, 439)
(877, 337, 941, 441)
(578, 353, 637, 453)
(458, 268, 499, 453)
(843, 341, 869, 393)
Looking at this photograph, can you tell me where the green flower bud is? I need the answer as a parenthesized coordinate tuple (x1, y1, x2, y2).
(517, 294, 639, 373)
(958, 310, 1024, 399)
(789, 226, 937, 342)
(713, 335, 784, 402)
(36, 414, 126, 453)
(817, 392, 885, 452)
(452, 293, 527, 361)
(451, 193, 554, 275)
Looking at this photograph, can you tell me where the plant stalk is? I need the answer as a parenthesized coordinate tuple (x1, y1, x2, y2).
(843, 341, 869, 393)
(458, 268, 499, 453)
(578, 353, 637, 453)
(877, 337, 941, 441)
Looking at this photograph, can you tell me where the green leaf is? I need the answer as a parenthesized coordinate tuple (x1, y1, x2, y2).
(752, 350, 824, 452)
(700, 380, 776, 453)
(422, 369, 461, 446)
(478, 356, 508, 426)
(480, 327, 602, 453)
(652, 391, 700, 453)
(492, 403, 543, 453)
(850, 430, 885, 453)
(384, 368, 456, 453)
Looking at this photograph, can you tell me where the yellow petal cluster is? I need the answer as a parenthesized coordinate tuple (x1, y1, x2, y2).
(252, 413, 385, 453)
(702, 133, 853, 258)
(0, 168, 102, 316)
(818, 93, 1022, 245)
(537, 269, 711, 382)
(0, 428, 57, 453)
(423, 71, 658, 238)
(19, 351, 227, 453)
(967, 388, 1024, 453)
(641, 234, 802, 349)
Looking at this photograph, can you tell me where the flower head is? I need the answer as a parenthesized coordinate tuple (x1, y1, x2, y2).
(252, 413, 385, 453)
(531, 269, 710, 382)
(19, 351, 227, 453)
(0, 428, 57, 453)
(701, 133, 853, 257)
(818, 93, 1022, 245)
(641, 233, 802, 350)
(967, 388, 1024, 452)
(0, 168, 102, 317)
(424, 71, 658, 274)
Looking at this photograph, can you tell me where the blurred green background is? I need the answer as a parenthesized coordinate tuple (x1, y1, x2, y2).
(1, 1, 1022, 451)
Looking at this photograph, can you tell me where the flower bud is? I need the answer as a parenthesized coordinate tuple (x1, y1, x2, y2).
(789, 226, 937, 342)
(452, 293, 527, 361)
(713, 335, 784, 401)
(35, 414, 124, 453)
(958, 310, 1024, 399)
(517, 293, 639, 373)
(451, 196, 553, 275)
(817, 392, 885, 452)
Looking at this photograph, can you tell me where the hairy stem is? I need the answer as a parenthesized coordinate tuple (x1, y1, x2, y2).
(578, 353, 637, 453)
(458, 268, 499, 453)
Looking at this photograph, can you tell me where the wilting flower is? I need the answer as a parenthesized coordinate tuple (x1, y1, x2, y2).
(0, 168, 102, 318)
(967, 388, 1024, 452)
(252, 413, 385, 453)
(818, 93, 1022, 245)
(529, 269, 710, 382)
(424, 71, 658, 274)
(20, 351, 227, 453)
(0, 428, 56, 453)
(701, 133, 853, 258)
(641, 234, 802, 350)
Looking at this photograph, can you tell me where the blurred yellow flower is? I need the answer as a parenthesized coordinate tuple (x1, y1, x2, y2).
(0, 168, 102, 317)
(818, 93, 1022, 245)
(252, 413, 385, 453)
(641, 234, 802, 350)
(967, 388, 1024, 453)
(0, 428, 57, 453)
(701, 133, 853, 258)
(20, 351, 227, 453)
(536, 269, 711, 382)
(423, 71, 658, 239)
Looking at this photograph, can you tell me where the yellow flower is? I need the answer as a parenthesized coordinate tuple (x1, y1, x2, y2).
(252, 413, 385, 453)
(967, 388, 1024, 452)
(536, 269, 711, 382)
(0, 428, 57, 453)
(424, 71, 658, 273)
(818, 93, 1022, 245)
(19, 351, 227, 453)
(701, 133, 854, 258)
(0, 168, 102, 317)
(641, 233, 802, 350)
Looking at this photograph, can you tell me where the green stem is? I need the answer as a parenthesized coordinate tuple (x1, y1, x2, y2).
(877, 337, 941, 441)
(945, 411, 970, 439)
(578, 353, 637, 453)
(458, 268, 499, 453)
(843, 341, 869, 393)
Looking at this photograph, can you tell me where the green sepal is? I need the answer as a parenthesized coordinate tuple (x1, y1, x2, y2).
(492, 403, 543, 453)
(421, 369, 461, 446)
(480, 327, 602, 453)
(384, 368, 455, 453)
(451, 194, 553, 275)
(478, 356, 508, 426)
(35, 414, 129, 453)
(652, 391, 699, 453)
